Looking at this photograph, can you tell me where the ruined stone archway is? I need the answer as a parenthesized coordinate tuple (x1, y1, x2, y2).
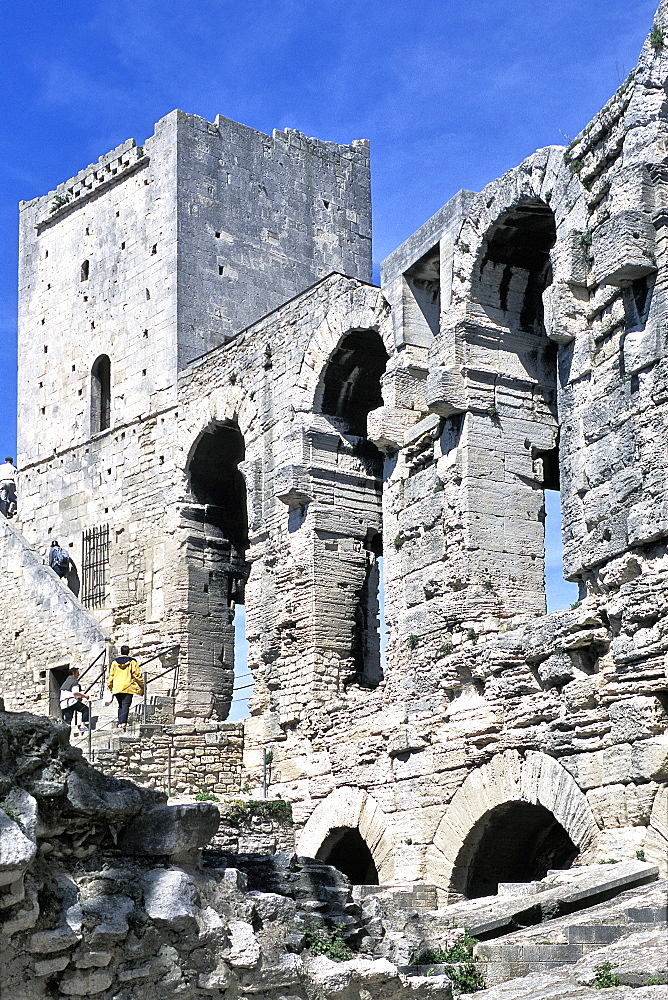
(429, 750, 599, 898)
(298, 787, 396, 884)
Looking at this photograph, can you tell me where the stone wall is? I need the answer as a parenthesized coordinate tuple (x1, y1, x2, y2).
(93, 722, 244, 798)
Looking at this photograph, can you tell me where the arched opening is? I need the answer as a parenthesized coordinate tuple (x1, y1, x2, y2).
(469, 201, 566, 612)
(316, 330, 387, 693)
(316, 827, 379, 885)
(321, 328, 388, 436)
(189, 421, 248, 553)
(182, 422, 250, 719)
(91, 355, 111, 433)
(457, 801, 578, 899)
(81, 259, 89, 281)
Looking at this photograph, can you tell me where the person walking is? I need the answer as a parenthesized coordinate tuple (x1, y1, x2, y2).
(107, 645, 144, 727)
(48, 539, 71, 579)
(59, 667, 90, 731)
(0, 457, 17, 517)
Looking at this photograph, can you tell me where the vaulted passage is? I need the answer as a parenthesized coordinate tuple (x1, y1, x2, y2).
(461, 801, 578, 899)
(316, 827, 379, 885)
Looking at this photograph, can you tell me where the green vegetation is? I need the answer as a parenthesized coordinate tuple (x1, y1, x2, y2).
(195, 791, 219, 802)
(636, 849, 646, 862)
(466, 628, 479, 645)
(50, 193, 71, 213)
(304, 923, 355, 961)
(593, 962, 620, 989)
(228, 372, 238, 385)
(412, 932, 485, 994)
(650, 24, 664, 49)
(579, 230, 593, 248)
(439, 641, 454, 656)
(486, 404, 498, 418)
(598, 858, 619, 865)
(222, 798, 293, 827)
(407, 634, 420, 650)
(394, 534, 405, 550)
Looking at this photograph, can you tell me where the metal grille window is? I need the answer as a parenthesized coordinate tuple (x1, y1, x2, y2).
(81, 524, 109, 608)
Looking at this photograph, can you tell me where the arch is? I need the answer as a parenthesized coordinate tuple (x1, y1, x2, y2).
(320, 328, 388, 436)
(298, 786, 396, 884)
(296, 281, 391, 416)
(91, 354, 111, 433)
(430, 751, 599, 898)
(316, 827, 379, 885)
(187, 420, 248, 552)
(179, 420, 250, 720)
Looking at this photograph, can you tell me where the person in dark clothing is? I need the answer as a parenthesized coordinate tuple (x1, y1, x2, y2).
(49, 539, 70, 579)
(107, 645, 144, 727)
(59, 667, 90, 731)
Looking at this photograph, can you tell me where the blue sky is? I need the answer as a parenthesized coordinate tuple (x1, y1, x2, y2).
(0, 0, 657, 646)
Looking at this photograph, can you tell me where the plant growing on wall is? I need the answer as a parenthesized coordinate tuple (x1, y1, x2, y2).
(593, 962, 620, 989)
(650, 24, 664, 48)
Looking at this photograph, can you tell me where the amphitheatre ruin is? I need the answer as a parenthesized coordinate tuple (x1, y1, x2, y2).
(1, 4, 667, 999)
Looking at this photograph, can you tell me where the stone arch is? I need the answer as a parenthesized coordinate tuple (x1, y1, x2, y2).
(296, 283, 391, 416)
(429, 751, 599, 898)
(298, 786, 396, 883)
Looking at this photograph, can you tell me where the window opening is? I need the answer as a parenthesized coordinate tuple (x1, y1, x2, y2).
(81, 524, 109, 609)
(316, 827, 379, 885)
(91, 355, 111, 433)
(80, 260, 89, 281)
(228, 604, 251, 721)
(544, 489, 578, 612)
(351, 532, 383, 687)
(402, 244, 440, 347)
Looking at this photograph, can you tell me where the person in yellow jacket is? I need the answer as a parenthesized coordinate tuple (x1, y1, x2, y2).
(107, 645, 144, 727)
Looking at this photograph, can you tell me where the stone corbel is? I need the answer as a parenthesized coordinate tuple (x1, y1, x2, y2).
(273, 464, 312, 508)
(592, 210, 657, 286)
(367, 404, 416, 453)
(425, 366, 467, 416)
(542, 282, 589, 345)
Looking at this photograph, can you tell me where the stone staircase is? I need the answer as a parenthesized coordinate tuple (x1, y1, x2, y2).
(474, 876, 668, 986)
(0, 515, 109, 713)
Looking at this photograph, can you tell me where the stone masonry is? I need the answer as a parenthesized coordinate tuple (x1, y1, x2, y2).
(1, 0, 668, 922)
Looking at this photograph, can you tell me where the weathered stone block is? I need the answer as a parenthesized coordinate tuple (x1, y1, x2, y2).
(591, 210, 657, 285)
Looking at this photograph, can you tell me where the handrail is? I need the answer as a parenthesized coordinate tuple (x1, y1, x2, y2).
(77, 645, 107, 683)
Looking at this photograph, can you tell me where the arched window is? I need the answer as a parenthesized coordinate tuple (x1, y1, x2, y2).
(81, 259, 89, 281)
(91, 355, 111, 433)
